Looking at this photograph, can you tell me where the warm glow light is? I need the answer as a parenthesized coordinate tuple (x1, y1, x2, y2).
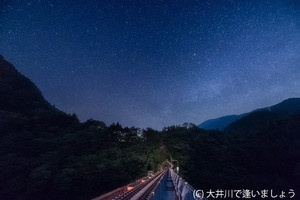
(127, 186, 134, 191)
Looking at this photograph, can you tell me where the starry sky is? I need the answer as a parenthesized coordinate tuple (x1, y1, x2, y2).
(0, 0, 299, 129)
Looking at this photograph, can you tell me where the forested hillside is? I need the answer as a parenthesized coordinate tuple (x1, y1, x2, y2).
(0, 56, 166, 199)
(164, 115, 300, 191)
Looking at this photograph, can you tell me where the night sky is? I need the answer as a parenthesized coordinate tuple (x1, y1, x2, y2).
(1, 0, 299, 129)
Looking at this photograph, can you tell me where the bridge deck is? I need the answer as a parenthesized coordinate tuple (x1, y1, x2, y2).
(92, 168, 203, 200)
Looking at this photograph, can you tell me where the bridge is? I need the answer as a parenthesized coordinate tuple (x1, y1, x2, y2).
(92, 161, 204, 200)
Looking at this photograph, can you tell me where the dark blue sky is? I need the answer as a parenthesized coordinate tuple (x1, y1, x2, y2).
(1, 0, 299, 129)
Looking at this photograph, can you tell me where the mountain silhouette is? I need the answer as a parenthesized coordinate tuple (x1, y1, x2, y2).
(0, 55, 52, 112)
(223, 98, 300, 133)
(198, 114, 246, 130)
(199, 98, 300, 131)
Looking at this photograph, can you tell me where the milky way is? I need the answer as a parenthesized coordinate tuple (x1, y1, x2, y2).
(0, 0, 299, 129)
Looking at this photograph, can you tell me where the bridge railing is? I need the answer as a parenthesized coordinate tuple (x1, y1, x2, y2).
(169, 169, 205, 200)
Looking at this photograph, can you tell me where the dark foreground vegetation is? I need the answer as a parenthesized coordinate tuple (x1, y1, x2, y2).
(1, 56, 299, 199)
